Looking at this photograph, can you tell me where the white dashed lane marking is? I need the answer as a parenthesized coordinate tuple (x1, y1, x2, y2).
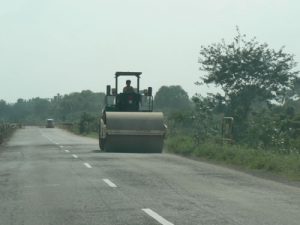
(72, 154, 78, 159)
(142, 208, 174, 225)
(84, 163, 92, 168)
(64, 150, 70, 153)
(40, 133, 59, 146)
(103, 179, 117, 188)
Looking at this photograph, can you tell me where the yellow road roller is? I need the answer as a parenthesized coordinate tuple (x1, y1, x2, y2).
(99, 72, 166, 153)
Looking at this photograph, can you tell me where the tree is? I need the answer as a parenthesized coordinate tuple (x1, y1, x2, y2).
(31, 98, 51, 121)
(54, 90, 105, 121)
(79, 112, 98, 134)
(154, 85, 191, 112)
(0, 100, 10, 121)
(198, 28, 298, 115)
(11, 99, 30, 122)
(197, 28, 299, 139)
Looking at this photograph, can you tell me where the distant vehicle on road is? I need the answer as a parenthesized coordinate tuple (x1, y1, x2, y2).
(46, 119, 55, 128)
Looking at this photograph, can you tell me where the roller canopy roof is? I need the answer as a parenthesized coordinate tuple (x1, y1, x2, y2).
(115, 72, 142, 77)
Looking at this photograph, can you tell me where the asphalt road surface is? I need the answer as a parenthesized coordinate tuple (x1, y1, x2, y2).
(0, 126, 300, 225)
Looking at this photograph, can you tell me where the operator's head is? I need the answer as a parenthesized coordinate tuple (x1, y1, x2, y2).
(126, 80, 131, 86)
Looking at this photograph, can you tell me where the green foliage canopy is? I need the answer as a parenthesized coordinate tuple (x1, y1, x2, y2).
(198, 29, 299, 109)
(154, 85, 191, 112)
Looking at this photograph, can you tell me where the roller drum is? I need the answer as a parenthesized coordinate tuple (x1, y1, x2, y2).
(101, 112, 166, 153)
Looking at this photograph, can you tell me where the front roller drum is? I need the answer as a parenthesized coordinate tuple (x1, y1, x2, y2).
(99, 111, 166, 153)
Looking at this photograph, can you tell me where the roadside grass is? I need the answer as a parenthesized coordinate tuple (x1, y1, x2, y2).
(166, 135, 300, 181)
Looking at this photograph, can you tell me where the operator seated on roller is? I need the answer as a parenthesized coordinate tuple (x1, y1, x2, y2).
(123, 80, 135, 93)
(117, 79, 139, 111)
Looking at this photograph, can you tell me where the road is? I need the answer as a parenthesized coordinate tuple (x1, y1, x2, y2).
(0, 126, 300, 225)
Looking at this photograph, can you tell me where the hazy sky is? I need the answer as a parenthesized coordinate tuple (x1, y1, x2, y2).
(1, 0, 299, 103)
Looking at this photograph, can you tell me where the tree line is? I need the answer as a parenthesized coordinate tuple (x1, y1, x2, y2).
(0, 90, 105, 125)
(0, 85, 190, 133)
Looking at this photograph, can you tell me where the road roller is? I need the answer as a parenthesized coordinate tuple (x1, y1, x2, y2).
(99, 72, 166, 153)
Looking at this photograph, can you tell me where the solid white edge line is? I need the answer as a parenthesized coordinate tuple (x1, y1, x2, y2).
(72, 154, 78, 159)
(103, 179, 117, 188)
(64, 150, 70, 153)
(142, 208, 174, 225)
(84, 163, 92, 168)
